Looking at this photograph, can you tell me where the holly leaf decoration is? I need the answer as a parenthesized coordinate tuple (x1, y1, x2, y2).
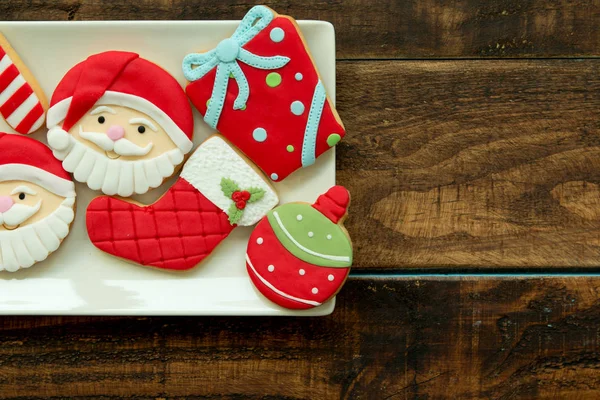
(228, 203, 244, 225)
(247, 187, 266, 203)
(220, 177, 240, 198)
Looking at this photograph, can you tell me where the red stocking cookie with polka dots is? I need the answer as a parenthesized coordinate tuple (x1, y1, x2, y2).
(182, 5, 345, 182)
(246, 186, 353, 309)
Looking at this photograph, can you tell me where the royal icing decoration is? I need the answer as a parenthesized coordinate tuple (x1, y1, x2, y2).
(246, 186, 352, 309)
(183, 5, 346, 182)
(0, 134, 76, 273)
(47, 51, 194, 196)
(0, 34, 47, 135)
(86, 135, 279, 271)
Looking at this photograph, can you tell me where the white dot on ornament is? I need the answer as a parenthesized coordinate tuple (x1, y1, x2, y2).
(295, 73, 303, 81)
(312, 287, 319, 294)
(327, 234, 332, 240)
(308, 231, 314, 238)
(299, 269, 305, 276)
(257, 237, 264, 245)
(290, 101, 305, 116)
(270, 173, 279, 181)
(297, 215, 303, 221)
(328, 274, 334, 281)
(268, 265, 275, 272)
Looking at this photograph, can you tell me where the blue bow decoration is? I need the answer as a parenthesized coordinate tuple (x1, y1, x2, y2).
(182, 6, 291, 129)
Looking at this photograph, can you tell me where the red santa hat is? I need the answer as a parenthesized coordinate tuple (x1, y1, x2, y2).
(46, 51, 194, 153)
(0, 133, 75, 198)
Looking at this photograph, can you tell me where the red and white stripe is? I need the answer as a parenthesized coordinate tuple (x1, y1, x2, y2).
(0, 46, 45, 135)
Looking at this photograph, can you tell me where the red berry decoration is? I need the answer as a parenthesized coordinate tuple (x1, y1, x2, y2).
(220, 177, 266, 225)
(236, 200, 247, 210)
(241, 191, 251, 201)
(246, 186, 353, 309)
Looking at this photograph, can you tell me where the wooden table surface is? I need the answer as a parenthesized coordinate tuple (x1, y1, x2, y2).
(1, 0, 599, 398)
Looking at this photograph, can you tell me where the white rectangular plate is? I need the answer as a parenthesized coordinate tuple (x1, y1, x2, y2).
(0, 20, 337, 315)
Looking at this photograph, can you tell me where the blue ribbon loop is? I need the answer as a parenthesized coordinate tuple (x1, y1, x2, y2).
(182, 6, 291, 129)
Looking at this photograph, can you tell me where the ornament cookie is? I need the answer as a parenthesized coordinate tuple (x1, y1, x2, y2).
(246, 186, 352, 309)
(0, 33, 48, 134)
(0, 133, 76, 272)
(86, 135, 279, 271)
(182, 5, 345, 182)
(46, 51, 194, 196)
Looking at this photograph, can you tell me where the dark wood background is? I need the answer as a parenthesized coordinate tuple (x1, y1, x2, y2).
(1, 0, 599, 398)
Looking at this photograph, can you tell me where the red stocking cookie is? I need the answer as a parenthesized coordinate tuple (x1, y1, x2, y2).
(246, 186, 353, 309)
(46, 51, 194, 196)
(0, 33, 48, 134)
(86, 135, 279, 271)
(0, 133, 76, 272)
(182, 5, 345, 182)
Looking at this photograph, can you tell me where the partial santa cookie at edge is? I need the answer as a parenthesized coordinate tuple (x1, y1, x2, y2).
(0, 133, 76, 272)
(86, 135, 279, 271)
(46, 51, 194, 197)
(0, 33, 48, 134)
(183, 5, 345, 182)
(246, 186, 353, 309)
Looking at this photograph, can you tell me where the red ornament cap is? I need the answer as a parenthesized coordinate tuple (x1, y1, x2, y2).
(311, 185, 350, 224)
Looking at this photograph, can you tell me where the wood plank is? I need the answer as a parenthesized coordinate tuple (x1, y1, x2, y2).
(337, 59, 600, 269)
(1, 276, 600, 398)
(0, 0, 598, 58)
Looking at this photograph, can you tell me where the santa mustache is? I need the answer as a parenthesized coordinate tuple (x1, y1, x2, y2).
(79, 126, 153, 156)
(0, 200, 42, 228)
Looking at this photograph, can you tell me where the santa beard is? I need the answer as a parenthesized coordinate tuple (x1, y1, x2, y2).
(52, 138, 184, 196)
(0, 196, 75, 272)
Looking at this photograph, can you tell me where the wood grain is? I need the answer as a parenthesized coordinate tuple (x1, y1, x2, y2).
(0, 0, 598, 58)
(337, 59, 600, 269)
(1, 277, 600, 399)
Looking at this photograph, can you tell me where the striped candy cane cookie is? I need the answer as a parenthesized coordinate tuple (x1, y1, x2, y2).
(0, 33, 47, 135)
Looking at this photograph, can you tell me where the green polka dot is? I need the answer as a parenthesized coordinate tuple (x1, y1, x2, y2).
(241, 105, 246, 111)
(266, 72, 282, 87)
(229, 72, 234, 79)
(286, 145, 294, 152)
(206, 99, 211, 107)
(327, 133, 341, 147)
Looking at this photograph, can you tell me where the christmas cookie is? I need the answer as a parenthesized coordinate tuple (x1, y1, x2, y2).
(182, 5, 345, 182)
(0, 33, 48, 134)
(46, 51, 194, 197)
(246, 186, 352, 309)
(86, 135, 279, 271)
(0, 133, 76, 272)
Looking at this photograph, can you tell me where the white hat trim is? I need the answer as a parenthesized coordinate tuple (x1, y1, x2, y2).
(0, 164, 76, 198)
(46, 91, 193, 153)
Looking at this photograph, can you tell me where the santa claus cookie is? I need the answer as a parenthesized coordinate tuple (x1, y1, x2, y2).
(182, 5, 345, 182)
(0, 133, 76, 272)
(0, 33, 48, 134)
(246, 186, 352, 309)
(46, 51, 194, 197)
(86, 135, 279, 271)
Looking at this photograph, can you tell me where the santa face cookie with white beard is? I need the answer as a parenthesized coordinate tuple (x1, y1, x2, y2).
(46, 51, 194, 197)
(0, 133, 76, 272)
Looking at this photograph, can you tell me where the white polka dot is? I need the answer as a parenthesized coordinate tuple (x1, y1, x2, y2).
(296, 214, 303, 221)
(299, 269, 305, 276)
(295, 73, 303, 81)
(308, 231, 314, 238)
(253, 127, 267, 142)
(256, 237, 263, 245)
(328, 274, 334, 281)
(290, 100, 305, 116)
(268, 265, 275, 272)
(327, 234, 332, 240)
(270, 27, 285, 42)
(312, 287, 319, 294)
(270, 173, 279, 181)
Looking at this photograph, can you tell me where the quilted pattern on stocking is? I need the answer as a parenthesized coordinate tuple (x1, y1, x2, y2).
(86, 178, 234, 270)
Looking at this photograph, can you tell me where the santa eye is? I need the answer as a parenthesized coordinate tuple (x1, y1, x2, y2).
(18, 193, 25, 200)
(11, 185, 37, 198)
(98, 116, 106, 124)
(137, 126, 146, 134)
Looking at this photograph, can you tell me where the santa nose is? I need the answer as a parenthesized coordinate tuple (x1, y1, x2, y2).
(0, 196, 14, 213)
(106, 125, 125, 141)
